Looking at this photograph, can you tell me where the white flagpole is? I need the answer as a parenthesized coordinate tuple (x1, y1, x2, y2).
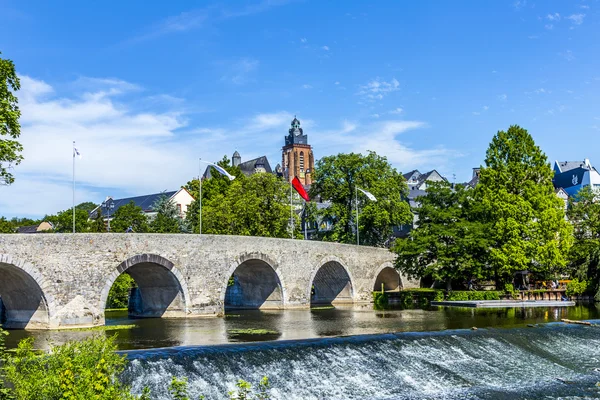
(72, 141, 76, 234)
(303, 203, 307, 240)
(355, 185, 359, 246)
(198, 158, 202, 235)
(290, 175, 294, 239)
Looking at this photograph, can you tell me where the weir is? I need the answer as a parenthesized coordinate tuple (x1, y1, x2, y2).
(0, 234, 418, 329)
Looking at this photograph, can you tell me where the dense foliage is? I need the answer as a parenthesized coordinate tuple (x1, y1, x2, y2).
(476, 125, 572, 286)
(110, 201, 149, 233)
(567, 186, 600, 300)
(0, 52, 22, 185)
(151, 195, 189, 233)
(310, 151, 412, 246)
(185, 157, 300, 238)
(106, 273, 136, 309)
(394, 182, 489, 289)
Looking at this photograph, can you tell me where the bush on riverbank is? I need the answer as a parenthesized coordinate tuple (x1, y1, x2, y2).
(374, 289, 503, 309)
(0, 328, 272, 399)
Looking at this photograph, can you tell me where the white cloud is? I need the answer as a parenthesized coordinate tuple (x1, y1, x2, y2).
(300, 38, 307, 43)
(546, 13, 560, 21)
(371, 114, 380, 118)
(389, 108, 403, 114)
(334, 81, 340, 85)
(580, 5, 590, 10)
(483, 105, 489, 111)
(221, 57, 259, 84)
(545, 24, 554, 30)
(357, 77, 400, 101)
(302, 84, 313, 89)
(322, 45, 329, 51)
(498, 94, 508, 101)
(560, 50, 575, 61)
(567, 13, 585, 24)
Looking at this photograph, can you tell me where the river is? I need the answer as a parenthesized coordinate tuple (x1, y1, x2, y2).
(5, 304, 600, 398)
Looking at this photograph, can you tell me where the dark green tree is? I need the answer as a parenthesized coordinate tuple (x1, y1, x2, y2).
(476, 125, 572, 287)
(110, 201, 149, 233)
(567, 186, 600, 300)
(46, 208, 90, 233)
(310, 151, 412, 246)
(75, 202, 98, 213)
(89, 208, 106, 233)
(0, 217, 14, 233)
(394, 182, 490, 289)
(106, 273, 136, 309)
(150, 195, 183, 233)
(0, 52, 22, 185)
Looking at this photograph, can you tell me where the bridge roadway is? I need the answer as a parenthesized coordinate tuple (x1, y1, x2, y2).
(0, 234, 417, 330)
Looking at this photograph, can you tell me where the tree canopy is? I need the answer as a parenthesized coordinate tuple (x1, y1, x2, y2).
(476, 125, 572, 285)
(110, 201, 149, 233)
(150, 195, 188, 233)
(0, 52, 22, 185)
(394, 182, 490, 289)
(310, 151, 412, 246)
(567, 186, 600, 300)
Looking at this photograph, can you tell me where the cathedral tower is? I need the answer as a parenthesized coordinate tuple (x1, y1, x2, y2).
(282, 116, 315, 185)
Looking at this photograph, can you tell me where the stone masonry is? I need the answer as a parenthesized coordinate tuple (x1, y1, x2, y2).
(0, 234, 417, 329)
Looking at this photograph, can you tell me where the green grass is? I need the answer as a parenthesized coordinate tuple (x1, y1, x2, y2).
(228, 328, 279, 335)
(104, 308, 128, 312)
(54, 324, 136, 332)
(310, 306, 335, 310)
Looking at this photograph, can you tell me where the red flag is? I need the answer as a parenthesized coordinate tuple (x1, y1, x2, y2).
(292, 176, 310, 201)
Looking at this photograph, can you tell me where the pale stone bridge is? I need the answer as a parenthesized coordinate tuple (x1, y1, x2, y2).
(0, 234, 416, 330)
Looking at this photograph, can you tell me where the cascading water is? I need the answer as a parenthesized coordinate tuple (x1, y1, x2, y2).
(122, 322, 600, 399)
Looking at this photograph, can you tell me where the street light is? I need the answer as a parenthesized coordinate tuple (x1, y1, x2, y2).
(101, 197, 115, 232)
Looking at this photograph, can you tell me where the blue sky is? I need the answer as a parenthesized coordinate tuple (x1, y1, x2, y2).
(1, 0, 599, 218)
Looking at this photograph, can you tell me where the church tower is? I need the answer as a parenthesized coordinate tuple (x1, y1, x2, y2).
(282, 116, 315, 185)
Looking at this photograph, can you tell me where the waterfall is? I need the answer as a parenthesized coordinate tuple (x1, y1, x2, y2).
(122, 322, 600, 399)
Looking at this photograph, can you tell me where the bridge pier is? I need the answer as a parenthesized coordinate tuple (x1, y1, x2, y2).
(0, 234, 417, 330)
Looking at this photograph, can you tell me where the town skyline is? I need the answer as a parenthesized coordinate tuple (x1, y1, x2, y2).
(1, 0, 598, 218)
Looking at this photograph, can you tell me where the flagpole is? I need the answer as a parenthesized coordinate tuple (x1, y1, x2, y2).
(355, 185, 359, 246)
(198, 158, 202, 235)
(290, 176, 294, 239)
(72, 141, 76, 234)
(303, 203, 307, 240)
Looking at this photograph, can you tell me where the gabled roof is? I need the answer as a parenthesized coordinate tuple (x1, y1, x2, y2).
(17, 224, 39, 234)
(403, 169, 420, 182)
(416, 170, 447, 185)
(91, 191, 178, 218)
(554, 160, 591, 173)
(238, 156, 272, 176)
(553, 168, 588, 190)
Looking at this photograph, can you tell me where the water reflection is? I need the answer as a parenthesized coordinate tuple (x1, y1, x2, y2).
(5, 304, 600, 351)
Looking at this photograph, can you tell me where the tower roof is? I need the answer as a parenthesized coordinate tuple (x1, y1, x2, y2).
(233, 150, 240, 158)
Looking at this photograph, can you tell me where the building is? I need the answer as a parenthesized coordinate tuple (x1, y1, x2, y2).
(89, 188, 194, 221)
(203, 151, 277, 179)
(16, 221, 53, 234)
(552, 159, 600, 198)
(282, 116, 315, 186)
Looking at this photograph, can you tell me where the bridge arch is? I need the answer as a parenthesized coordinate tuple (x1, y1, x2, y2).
(0, 255, 53, 329)
(308, 256, 354, 305)
(372, 262, 402, 292)
(222, 253, 286, 310)
(99, 254, 190, 318)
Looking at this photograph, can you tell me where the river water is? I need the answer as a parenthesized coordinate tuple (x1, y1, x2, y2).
(6, 305, 600, 398)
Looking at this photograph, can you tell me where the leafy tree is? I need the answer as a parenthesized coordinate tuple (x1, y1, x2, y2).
(106, 273, 136, 309)
(110, 201, 149, 233)
(46, 208, 90, 233)
(185, 156, 244, 234)
(310, 151, 412, 246)
(0, 217, 14, 233)
(89, 207, 107, 233)
(476, 125, 572, 287)
(0, 52, 22, 185)
(150, 195, 185, 233)
(567, 186, 600, 300)
(394, 182, 490, 289)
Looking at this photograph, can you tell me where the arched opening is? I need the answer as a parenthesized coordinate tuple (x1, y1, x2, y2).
(225, 259, 283, 310)
(299, 151, 305, 172)
(310, 261, 353, 305)
(102, 255, 187, 319)
(373, 267, 401, 292)
(0, 262, 49, 329)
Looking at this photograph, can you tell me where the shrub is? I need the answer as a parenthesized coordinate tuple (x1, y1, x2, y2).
(566, 278, 588, 297)
(447, 291, 501, 301)
(373, 292, 389, 309)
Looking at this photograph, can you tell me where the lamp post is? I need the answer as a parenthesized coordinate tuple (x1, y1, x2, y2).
(101, 197, 114, 232)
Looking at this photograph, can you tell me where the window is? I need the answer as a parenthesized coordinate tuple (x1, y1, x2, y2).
(177, 204, 182, 215)
(299, 151, 305, 172)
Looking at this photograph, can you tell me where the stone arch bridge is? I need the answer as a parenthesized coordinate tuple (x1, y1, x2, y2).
(0, 234, 417, 330)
